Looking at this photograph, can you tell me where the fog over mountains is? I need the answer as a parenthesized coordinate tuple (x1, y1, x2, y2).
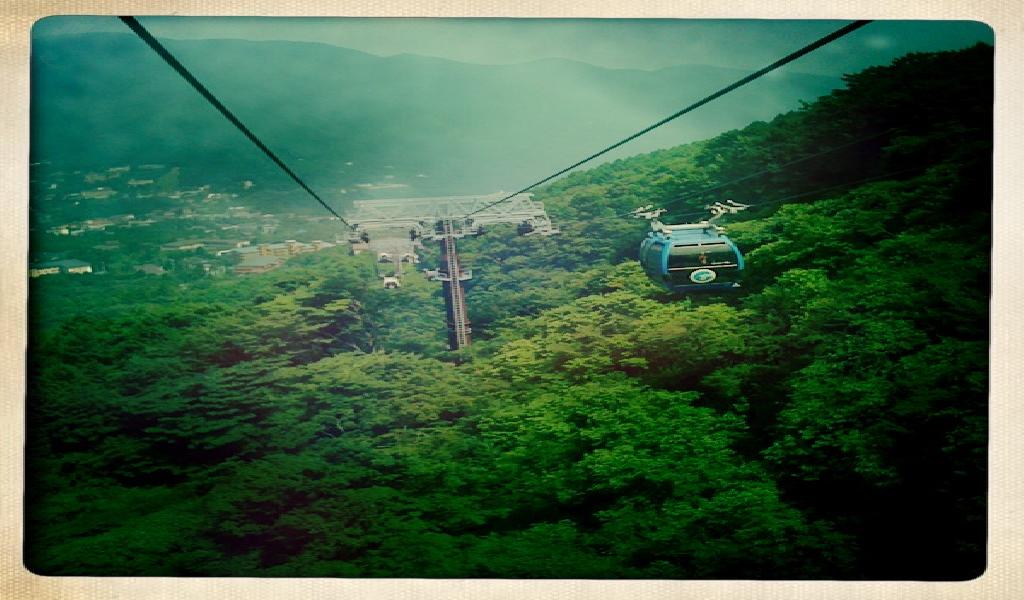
(32, 32, 843, 202)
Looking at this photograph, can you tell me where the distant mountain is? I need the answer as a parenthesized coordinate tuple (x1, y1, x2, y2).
(31, 32, 842, 204)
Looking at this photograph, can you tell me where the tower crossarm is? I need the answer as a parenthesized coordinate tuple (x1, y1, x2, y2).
(345, 192, 554, 232)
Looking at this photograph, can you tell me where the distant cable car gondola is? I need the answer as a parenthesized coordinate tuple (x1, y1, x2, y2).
(633, 201, 749, 292)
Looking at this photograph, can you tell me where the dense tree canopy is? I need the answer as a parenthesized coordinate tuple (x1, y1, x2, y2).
(26, 43, 991, 579)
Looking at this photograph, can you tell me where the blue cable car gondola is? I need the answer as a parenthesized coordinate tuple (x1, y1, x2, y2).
(639, 220, 745, 292)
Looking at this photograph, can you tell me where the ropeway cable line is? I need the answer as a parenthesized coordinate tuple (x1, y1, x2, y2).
(464, 19, 873, 219)
(120, 15, 872, 232)
(118, 16, 355, 230)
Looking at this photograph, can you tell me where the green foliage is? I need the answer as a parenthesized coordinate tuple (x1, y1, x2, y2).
(27, 44, 990, 579)
(476, 376, 853, 577)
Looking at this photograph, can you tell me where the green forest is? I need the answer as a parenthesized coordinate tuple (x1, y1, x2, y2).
(26, 43, 991, 579)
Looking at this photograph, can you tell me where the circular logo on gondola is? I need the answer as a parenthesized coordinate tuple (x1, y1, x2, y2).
(690, 268, 717, 284)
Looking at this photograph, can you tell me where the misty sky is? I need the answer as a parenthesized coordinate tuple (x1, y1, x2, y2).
(34, 17, 992, 76)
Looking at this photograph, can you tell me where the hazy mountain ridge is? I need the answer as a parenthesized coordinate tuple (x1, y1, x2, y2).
(32, 32, 842, 202)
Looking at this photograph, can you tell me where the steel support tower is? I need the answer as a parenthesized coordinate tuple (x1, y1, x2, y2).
(436, 218, 472, 350)
(345, 192, 557, 351)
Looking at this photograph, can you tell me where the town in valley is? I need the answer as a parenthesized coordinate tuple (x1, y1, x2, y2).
(28, 161, 376, 280)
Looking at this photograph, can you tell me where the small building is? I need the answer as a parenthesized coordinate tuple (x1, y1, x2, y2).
(287, 240, 315, 255)
(180, 186, 211, 198)
(134, 263, 167, 275)
(180, 257, 214, 274)
(30, 259, 93, 276)
(57, 259, 93, 274)
(29, 264, 60, 278)
(160, 239, 205, 252)
(231, 246, 260, 258)
(84, 219, 115, 230)
(234, 255, 283, 275)
(189, 239, 251, 256)
(80, 188, 117, 200)
(256, 241, 314, 258)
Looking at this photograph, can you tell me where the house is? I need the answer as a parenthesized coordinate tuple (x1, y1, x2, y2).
(180, 257, 215, 274)
(224, 239, 331, 262)
(29, 264, 60, 278)
(199, 239, 251, 255)
(134, 263, 167, 275)
(84, 219, 115, 230)
(160, 239, 206, 252)
(234, 256, 283, 275)
(180, 185, 211, 198)
(288, 240, 315, 255)
(30, 259, 93, 276)
(56, 259, 93, 274)
(232, 246, 260, 258)
(80, 188, 117, 200)
(258, 241, 316, 257)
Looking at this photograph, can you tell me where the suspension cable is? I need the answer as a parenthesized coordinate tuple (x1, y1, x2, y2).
(118, 16, 354, 229)
(464, 20, 873, 219)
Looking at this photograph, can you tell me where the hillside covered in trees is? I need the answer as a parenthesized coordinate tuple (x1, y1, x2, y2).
(26, 43, 991, 579)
